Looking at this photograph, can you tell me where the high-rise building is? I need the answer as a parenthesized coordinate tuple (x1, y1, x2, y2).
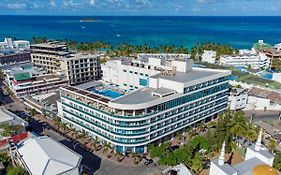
(57, 57, 231, 154)
(31, 41, 101, 85)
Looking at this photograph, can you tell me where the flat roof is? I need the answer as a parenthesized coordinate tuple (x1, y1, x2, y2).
(112, 88, 159, 105)
(152, 87, 175, 96)
(150, 68, 222, 83)
(14, 72, 31, 81)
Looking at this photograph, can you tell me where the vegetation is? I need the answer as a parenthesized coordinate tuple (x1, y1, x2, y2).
(0, 153, 11, 168)
(274, 151, 281, 171)
(0, 123, 23, 137)
(32, 36, 189, 57)
(200, 62, 281, 89)
(0, 69, 5, 79)
(271, 59, 281, 71)
(190, 42, 238, 60)
(6, 165, 26, 175)
(148, 110, 257, 174)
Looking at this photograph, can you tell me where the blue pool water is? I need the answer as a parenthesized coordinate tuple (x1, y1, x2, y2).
(89, 87, 124, 99)
(100, 90, 124, 99)
(261, 73, 273, 80)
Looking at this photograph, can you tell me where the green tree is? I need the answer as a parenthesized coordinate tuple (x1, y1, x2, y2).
(0, 153, 11, 167)
(274, 151, 281, 171)
(268, 139, 277, 153)
(0, 69, 5, 79)
(191, 152, 203, 174)
(6, 166, 26, 175)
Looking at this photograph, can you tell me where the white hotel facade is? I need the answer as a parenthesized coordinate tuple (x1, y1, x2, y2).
(57, 56, 231, 154)
(220, 52, 270, 69)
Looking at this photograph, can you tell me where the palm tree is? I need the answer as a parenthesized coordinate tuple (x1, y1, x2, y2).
(103, 142, 112, 154)
(53, 117, 61, 130)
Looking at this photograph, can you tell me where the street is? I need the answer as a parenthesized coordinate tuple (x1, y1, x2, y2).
(0, 82, 163, 175)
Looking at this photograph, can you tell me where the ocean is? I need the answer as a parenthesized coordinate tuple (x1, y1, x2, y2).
(1, 16, 281, 49)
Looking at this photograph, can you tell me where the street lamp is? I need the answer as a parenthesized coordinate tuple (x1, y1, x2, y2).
(279, 112, 281, 120)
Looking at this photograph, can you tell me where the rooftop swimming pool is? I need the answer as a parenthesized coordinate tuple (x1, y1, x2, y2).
(88, 87, 124, 99)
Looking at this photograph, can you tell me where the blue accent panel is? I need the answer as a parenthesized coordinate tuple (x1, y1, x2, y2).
(139, 78, 148, 86)
(116, 145, 124, 152)
(135, 146, 144, 154)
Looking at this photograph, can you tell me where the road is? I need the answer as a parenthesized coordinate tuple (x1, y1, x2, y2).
(0, 80, 163, 175)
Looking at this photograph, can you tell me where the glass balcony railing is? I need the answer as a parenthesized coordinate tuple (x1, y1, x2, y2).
(63, 109, 149, 137)
(64, 116, 148, 145)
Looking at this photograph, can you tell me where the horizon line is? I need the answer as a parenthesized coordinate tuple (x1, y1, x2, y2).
(1, 14, 281, 17)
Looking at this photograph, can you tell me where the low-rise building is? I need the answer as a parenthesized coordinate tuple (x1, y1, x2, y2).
(0, 38, 30, 54)
(17, 136, 82, 175)
(248, 87, 281, 110)
(0, 38, 30, 66)
(4, 63, 68, 98)
(57, 56, 231, 154)
(31, 41, 101, 85)
(23, 91, 60, 118)
(220, 52, 270, 69)
(228, 88, 248, 111)
(201, 50, 217, 64)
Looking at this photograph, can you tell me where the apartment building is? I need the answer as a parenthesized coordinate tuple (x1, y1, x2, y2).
(31, 41, 101, 85)
(57, 56, 231, 154)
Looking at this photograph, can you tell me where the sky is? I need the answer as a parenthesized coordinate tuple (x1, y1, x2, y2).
(0, 0, 280, 16)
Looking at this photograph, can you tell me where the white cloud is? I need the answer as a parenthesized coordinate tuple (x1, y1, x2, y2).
(50, 0, 57, 7)
(193, 7, 201, 12)
(7, 3, 27, 9)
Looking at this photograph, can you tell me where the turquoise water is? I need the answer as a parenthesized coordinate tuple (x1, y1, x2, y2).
(261, 72, 273, 80)
(88, 87, 123, 99)
(1, 16, 281, 49)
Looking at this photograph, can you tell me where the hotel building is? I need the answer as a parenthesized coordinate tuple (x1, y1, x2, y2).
(57, 57, 231, 154)
(31, 41, 101, 85)
(219, 52, 270, 69)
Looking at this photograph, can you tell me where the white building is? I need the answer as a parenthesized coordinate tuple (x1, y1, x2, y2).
(58, 56, 231, 154)
(0, 38, 30, 54)
(228, 88, 248, 111)
(201, 50, 217, 64)
(17, 136, 82, 175)
(220, 53, 270, 69)
(247, 87, 281, 110)
(137, 53, 190, 61)
(209, 129, 280, 175)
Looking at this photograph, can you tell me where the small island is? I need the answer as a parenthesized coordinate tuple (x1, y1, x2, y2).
(79, 18, 98, 22)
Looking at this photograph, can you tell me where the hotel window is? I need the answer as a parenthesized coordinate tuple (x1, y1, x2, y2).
(139, 78, 148, 86)
(140, 73, 144, 76)
(145, 74, 149, 77)
(134, 72, 138, 74)
(124, 83, 127, 86)
(129, 71, 133, 73)
(123, 70, 127, 72)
